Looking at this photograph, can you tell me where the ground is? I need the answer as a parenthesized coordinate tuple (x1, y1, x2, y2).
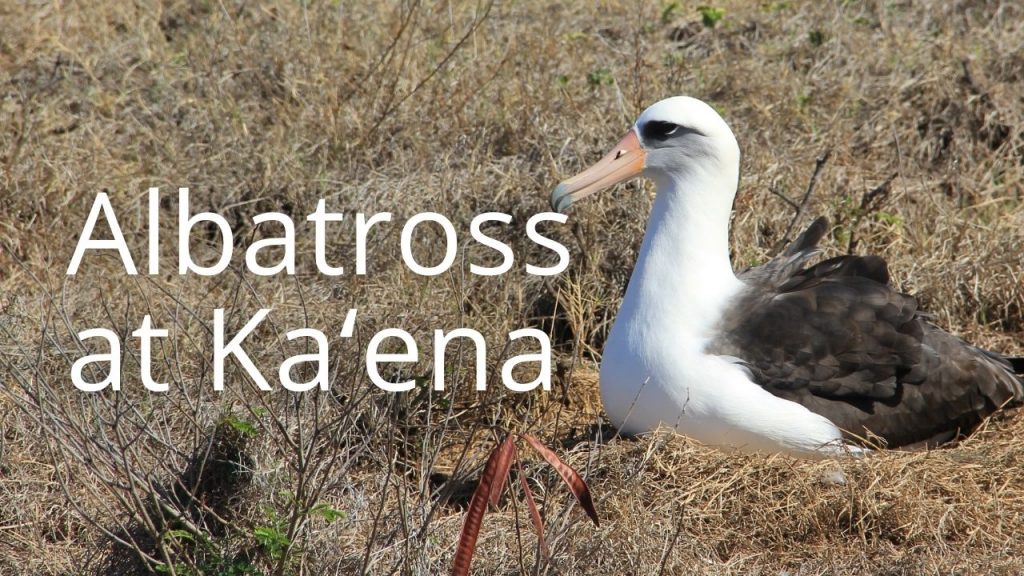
(1, 1, 1023, 574)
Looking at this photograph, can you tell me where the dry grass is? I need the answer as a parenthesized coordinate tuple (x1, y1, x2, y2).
(2, 0, 1023, 574)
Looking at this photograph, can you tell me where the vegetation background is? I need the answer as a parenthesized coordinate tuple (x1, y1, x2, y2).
(2, 0, 1023, 574)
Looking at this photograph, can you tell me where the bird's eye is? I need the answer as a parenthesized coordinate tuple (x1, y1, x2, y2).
(643, 120, 681, 141)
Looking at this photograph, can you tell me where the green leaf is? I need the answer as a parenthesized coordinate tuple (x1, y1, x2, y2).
(763, 1, 791, 11)
(312, 502, 347, 523)
(661, 1, 681, 24)
(587, 68, 614, 86)
(663, 52, 685, 68)
(697, 6, 724, 28)
(253, 526, 290, 559)
(226, 415, 259, 437)
(874, 211, 904, 226)
(163, 529, 196, 543)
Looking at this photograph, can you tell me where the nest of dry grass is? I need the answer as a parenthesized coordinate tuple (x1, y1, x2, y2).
(2, 0, 1023, 574)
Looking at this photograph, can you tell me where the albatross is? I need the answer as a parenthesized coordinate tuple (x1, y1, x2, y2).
(551, 96, 1024, 458)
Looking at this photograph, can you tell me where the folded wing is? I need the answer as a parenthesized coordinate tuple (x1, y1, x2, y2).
(709, 217, 1024, 447)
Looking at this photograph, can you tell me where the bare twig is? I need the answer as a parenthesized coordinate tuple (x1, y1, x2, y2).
(847, 171, 898, 253)
(363, 0, 496, 143)
(781, 149, 832, 242)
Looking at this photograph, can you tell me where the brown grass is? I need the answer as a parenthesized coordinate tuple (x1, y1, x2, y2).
(2, 0, 1023, 574)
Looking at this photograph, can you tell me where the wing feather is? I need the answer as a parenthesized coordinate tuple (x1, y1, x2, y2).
(711, 217, 1023, 447)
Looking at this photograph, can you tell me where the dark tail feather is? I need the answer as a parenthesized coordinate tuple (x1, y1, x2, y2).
(1009, 357, 1024, 375)
(784, 216, 829, 257)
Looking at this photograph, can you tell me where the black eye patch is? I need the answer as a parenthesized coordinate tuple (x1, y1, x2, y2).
(640, 120, 701, 143)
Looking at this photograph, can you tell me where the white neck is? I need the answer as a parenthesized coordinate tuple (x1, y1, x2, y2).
(617, 167, 743, 344)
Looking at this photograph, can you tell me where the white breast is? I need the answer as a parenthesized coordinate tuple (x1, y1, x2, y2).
(600, 328, 848, 458)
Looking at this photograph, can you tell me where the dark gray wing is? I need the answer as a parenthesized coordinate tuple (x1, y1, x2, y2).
(709, 217, 1024, 448)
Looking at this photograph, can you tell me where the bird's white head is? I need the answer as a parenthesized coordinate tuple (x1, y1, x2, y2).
(551, 96, 740, 213)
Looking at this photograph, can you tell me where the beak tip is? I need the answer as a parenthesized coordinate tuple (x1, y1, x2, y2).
(550, 184, 572, 214)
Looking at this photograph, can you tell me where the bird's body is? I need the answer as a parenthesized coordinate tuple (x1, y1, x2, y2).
(552, 96, 1023, 458)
